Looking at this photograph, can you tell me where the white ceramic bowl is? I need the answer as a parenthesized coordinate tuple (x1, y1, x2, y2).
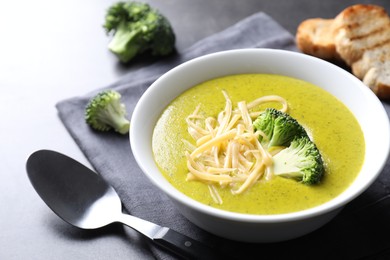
(130, 49, 390, 243)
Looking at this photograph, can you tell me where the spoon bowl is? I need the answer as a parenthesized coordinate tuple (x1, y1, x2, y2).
(26, 150, 121, 229)
(26, 150, 225, 260)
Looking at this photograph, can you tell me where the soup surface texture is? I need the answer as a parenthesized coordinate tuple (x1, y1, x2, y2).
(152, 74, 365, 214)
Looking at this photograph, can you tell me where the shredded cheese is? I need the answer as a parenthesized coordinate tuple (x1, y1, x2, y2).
(184, 91, 287, 204)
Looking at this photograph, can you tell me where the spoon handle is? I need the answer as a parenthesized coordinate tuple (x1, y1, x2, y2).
(153, 228, 229, 260)
(118, 213, 229, 260)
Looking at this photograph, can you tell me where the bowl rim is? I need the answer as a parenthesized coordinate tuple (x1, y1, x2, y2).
(130, 48, 390, 223)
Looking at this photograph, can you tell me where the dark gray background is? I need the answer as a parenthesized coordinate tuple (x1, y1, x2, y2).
(1, 0, 389, 259)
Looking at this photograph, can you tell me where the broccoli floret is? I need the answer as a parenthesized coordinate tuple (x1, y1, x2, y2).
(253, 108, 308, 148)
(272, 136, 324, 185)
(85, 90, 130, 134)
(103, 1, 175, 63)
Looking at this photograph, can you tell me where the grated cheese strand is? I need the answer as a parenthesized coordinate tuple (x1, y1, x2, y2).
(247, 95, 288, 112)
(185, 91, 288, 204)
(190, 129, 237, 158)
(186, 152, 233, 182)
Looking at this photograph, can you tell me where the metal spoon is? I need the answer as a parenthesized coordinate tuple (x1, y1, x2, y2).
(26, 149, 223, 260)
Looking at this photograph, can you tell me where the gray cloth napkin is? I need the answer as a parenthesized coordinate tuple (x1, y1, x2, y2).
(56, 12, 390, 260)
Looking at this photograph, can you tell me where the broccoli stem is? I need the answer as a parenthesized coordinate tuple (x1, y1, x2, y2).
(99, 103, 130, 134)
(112, 116, 130, 135)
(108, 22, 141, 62)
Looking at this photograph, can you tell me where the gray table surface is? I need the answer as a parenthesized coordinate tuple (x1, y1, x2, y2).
(2, 0, 389, 259)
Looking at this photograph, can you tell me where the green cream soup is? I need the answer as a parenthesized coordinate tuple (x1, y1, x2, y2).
(152, 74, 365, 214)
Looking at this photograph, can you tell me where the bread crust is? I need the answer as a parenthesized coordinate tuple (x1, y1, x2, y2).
(296, 18, 340, 60)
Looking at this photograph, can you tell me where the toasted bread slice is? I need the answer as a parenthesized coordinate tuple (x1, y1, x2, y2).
(363, 61, 390, 99)
(334, 4, 390, 66)
(334, 4, 390, 99)
(352, 41, 390, 79)
(296, 18, 340, 60)
(296, 4, 390, 99)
